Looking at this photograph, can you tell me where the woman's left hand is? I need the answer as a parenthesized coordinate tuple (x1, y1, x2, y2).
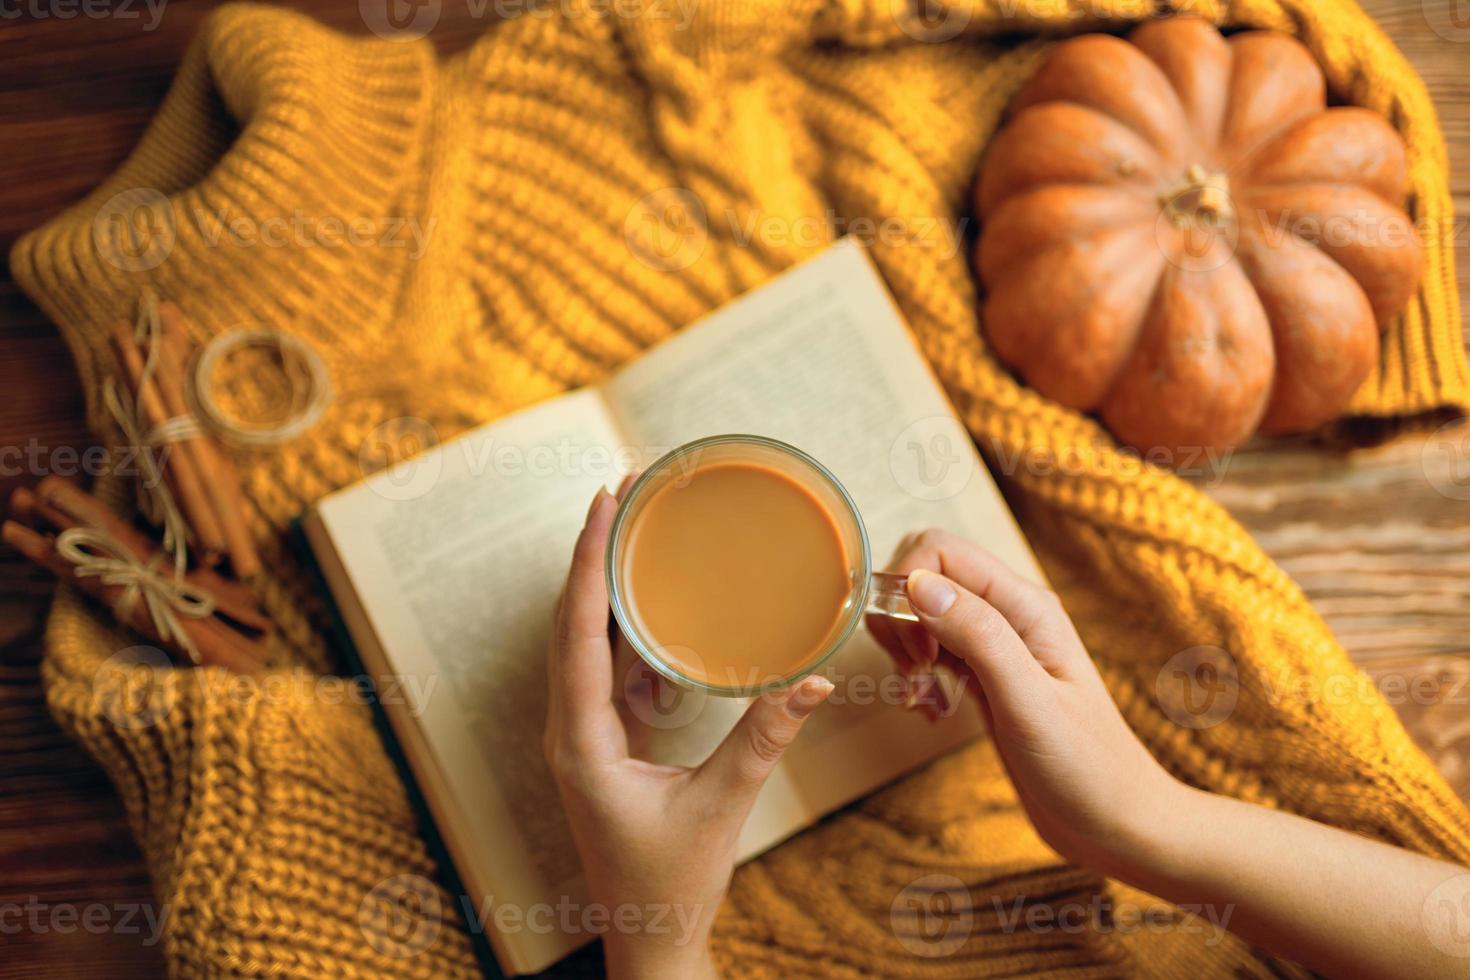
(544, 486, 834, 979)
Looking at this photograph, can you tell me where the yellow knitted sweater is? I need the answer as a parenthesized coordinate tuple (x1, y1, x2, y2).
(12, 1, 1470, 976)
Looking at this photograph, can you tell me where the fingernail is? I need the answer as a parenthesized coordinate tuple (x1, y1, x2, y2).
(907, 569, 956, 616)
(786, 676, 834, 719)
(585, 486, 610, 523)
(932, 679, 952, 718)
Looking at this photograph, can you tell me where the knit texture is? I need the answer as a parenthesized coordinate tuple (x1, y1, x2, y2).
(11, 1, 1470, 976)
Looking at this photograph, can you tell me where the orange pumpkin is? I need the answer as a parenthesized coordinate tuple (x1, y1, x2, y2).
(974, 16, 1422, 460)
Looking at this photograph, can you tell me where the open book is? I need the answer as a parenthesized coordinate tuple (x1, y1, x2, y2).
(302, 239, 1045, 975)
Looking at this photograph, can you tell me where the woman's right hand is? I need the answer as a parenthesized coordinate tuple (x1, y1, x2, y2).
(866, 529, 1182, 878)
(870, 530, 1470, 980)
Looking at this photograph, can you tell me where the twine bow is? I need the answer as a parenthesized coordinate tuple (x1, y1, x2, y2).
(102, 290, 199, 578)
(56, 526, 216, 665)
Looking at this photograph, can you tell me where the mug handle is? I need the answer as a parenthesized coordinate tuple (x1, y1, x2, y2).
(865, 571, 917, 623)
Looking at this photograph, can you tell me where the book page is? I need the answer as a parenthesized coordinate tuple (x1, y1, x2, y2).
(311, 387, 633, 973)
(604, 239, 1044, 853)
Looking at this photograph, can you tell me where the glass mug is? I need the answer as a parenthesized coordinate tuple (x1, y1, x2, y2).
(605, 434, 916, 697)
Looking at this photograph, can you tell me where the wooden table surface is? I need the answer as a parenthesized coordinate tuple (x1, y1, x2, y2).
(1, 2, 1467, 975)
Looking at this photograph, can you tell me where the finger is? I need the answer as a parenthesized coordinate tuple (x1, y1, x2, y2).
(908, 672, 951, 721)
(865, 611, 914, 675)
(866, 613, 932, 711)
(695, 675, 833, 798)
(894, 614, 938, 675)
(546, 488, 624, 760)
(931, 648, 994, 729)
(890, 529, 1081, 675)
(909, 650, 986, 722)
(615, 470, 640, 501)
(906, 569, 1051, 722)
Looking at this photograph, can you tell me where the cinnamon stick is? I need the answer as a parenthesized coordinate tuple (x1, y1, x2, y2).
(24, 479, 272, 636)
(7, 486, 39, 526)
(2, 520, 264, 674)
(109, 322, 228, 563)
(156, 303, 261, 579)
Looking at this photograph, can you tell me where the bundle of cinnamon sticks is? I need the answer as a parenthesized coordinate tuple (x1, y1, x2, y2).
(109, 301, 260, 579)
(4, 478, 270, 672)
(1, 297, 276, 673)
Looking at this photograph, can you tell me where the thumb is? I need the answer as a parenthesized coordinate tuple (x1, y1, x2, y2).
(906, 568, 1050, 716)
(696, 675, 834, 797)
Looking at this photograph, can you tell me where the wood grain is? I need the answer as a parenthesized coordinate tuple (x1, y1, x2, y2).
(1, 1, 1468, 975)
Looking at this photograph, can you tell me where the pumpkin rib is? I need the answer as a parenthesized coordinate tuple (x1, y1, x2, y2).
(1242, 182, 1422, 322)
(1092, 258, 1174, 409)
(1233, 107, 1409, 209)
(976, 101, 1166, 217)
(982, 222, 1166, 412)
(1219, 31, 1326, 170)
(1235, 201, 1390, 326)
(1061, 101, 1188, 173)
(1235, 205, 1383, 334)
(1128, 16, 1232, 161)
(976, 184, 1156, 283)
(1099, 251, 1276, 456)
(1233, 222, 1380, 434)
(1234, 176, 1409, 211)
(1008, 33, 1198, 166)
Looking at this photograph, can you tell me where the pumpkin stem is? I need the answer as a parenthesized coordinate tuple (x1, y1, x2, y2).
(1161, 164, 1233, 227)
